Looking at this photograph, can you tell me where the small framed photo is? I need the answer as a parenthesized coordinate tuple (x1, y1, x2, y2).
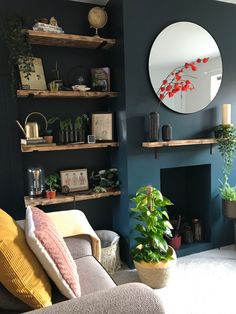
(92, 113, 113, 141)
(87, 135, 96, 144)
(18, 57, 47, 90)
(60, 169, 89, 192)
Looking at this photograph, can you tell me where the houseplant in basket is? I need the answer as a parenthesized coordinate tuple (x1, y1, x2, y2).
(215, 124, 236, 218)
(45, 174, 60, 199)
(130, 185, 177, 288)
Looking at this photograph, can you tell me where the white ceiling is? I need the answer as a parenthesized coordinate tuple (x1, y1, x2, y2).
(69, 0, 109, 5)
(216, 0, 236, 3)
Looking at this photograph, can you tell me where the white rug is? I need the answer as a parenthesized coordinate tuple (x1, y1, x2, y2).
(111, 245, 236, 314)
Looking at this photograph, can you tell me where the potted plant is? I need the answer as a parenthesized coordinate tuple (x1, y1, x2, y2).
(74, 114, 89, 143)
(215, 124, 236, 219)
(90, 168, 120, 193)
(130, 185, 177, 288)
(45, 174, 60, 199)
(167, 215, 182, 250)
(43, 117, 59, 144)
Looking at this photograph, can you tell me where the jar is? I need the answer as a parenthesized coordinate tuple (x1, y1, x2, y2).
(192, 219, 202, 241)
(183, 227, 193, 243)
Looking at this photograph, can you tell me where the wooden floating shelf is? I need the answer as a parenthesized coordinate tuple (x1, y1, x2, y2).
(26, 30, 116, 49)
(142, 138, 217, 148)
(21, 142, 119, 153)
(17, 90, 118, 99)
(24, 190, 121, 207)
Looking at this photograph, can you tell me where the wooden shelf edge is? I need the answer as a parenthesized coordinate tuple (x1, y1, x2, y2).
(21, 142, 119, 153)
(24, 190, 121, 206)
(17, 90, 118, 99)
(142, 138, 217, 148)
(26, 30, 116, 49)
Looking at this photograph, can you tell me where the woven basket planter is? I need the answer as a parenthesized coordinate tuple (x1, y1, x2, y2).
(134, 246, 177, 289)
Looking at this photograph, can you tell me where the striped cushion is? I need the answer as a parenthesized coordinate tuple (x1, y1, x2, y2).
(25, 206, 81, 299)
(0, 209, 52, 309)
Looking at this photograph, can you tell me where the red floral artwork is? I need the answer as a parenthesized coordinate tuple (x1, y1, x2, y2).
(157, 57, 209, 103)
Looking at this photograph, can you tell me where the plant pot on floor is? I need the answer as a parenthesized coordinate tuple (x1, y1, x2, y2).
(134, 246, 177, 289)
(222, 199, 236, 219)
(167, 235, 182, 251)
(46, 190, 56, 199)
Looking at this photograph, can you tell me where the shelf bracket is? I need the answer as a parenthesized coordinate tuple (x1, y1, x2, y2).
(155, 148, 158, 159)
(210, 144, 215, 155)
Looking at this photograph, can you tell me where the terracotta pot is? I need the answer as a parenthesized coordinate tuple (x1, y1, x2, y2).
(44, 135, 53, 144)
(168, 235, 182, 250)
(46, 190, 56, 199)
(134, 246, 177, 289)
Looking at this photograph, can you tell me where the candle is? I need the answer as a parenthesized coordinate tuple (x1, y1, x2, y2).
(222, 104, 231, 125)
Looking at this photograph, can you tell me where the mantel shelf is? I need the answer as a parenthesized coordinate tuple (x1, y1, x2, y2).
(142, 138, 217, 158)
(21, 142, 119, 153)
(142, 138, 217, 148)
(17, 90, 118, 99)
(24, 190, 121, 207)
(26, 30, 116, 49)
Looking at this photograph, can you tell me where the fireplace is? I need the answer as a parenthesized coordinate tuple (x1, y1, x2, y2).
(160, 164, 212, 256)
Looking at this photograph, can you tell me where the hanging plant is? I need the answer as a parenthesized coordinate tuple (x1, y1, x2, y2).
(1, 16, 33, 93)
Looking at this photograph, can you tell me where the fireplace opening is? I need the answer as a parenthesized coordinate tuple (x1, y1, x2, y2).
(160, 164, 211, 255)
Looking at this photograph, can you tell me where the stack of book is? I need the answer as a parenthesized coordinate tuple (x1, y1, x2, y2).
(21, 138, 46, 145)
(33, 22, 64, 34)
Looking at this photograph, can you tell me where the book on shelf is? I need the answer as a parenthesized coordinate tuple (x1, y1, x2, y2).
(21, 138, 45, 145)
(91, 67, 110, 92)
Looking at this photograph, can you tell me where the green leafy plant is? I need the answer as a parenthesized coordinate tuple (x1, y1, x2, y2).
(215, 124, 236, 199)
(1, 16, 33, 93)
(90, 168, 120, 193)
(74, 114, 89, 130)
(44, 116, 59, 136)
(45, 174, 60, 191)
(130, 185, 174, 263)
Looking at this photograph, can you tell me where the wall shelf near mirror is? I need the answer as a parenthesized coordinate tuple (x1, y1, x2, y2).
(21, 142, 119, 153)
(26, 30, 116, 49)
(142, 138, 217, 158)
(24, 190, 121, 207)
(17, 90, 118, 99)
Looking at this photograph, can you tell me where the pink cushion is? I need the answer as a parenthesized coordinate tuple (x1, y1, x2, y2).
(25, 206, 81, 299)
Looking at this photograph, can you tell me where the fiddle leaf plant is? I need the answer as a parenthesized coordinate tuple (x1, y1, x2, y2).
(130, 185, 174, 263)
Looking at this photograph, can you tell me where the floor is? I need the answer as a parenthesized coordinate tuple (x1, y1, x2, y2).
(111, 245, 236, 314)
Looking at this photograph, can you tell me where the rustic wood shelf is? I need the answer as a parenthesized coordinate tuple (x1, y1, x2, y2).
(142, 138, 217, 158)
(24, 190, 121, 207)
(142, 138, 217, 148)
(17, 90, 118, 99)
(21, 142, 119, 153)
(26, 30, 116, 49)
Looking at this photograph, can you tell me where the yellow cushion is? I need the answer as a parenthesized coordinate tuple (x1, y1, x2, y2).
(0, 209, 52, 309)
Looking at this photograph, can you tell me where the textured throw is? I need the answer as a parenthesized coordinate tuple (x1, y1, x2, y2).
(47, 209, 101, 261)
(25, 207, 81, 299)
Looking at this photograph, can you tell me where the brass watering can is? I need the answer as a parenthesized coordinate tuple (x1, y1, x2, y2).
(16, 112, 48, 139)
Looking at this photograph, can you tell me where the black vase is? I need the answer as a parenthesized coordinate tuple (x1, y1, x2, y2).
(148, 112, 159, 141)
(162, 124, 172, 141)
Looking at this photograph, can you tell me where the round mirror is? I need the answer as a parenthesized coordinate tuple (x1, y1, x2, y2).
(148, 22, 223, 114)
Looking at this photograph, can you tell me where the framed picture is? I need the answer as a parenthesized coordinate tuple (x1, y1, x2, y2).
(92, 113, 113, 141)
(18, 57, 47, 90)
(60, 169, 89, 192)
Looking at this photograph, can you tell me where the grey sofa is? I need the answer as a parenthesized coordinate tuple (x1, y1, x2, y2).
(0, 228, 165, 313)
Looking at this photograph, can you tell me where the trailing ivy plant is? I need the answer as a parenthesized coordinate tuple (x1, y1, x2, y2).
(130, 185, 174, 263)
(1, 16, 33, 93)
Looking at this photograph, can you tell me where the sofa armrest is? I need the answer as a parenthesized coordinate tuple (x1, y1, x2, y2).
(24, 283, 165, 314)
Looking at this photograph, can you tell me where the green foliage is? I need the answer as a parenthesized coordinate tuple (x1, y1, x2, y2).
(45, 174, 60, 191)
(1, 16, 33, 93)
(215, 124, 236, 183)
(90, 168, 120, 192)
(74, 114, 89, 130)
(219, 180, 236, 201)
(130, 186, 174, 263)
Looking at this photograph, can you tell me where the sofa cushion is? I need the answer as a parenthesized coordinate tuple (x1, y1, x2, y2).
(64, 235, 92, 259)
(0, 209, 52, 309)
(75, 256, 116, 296)
(25, 206, 81, 299)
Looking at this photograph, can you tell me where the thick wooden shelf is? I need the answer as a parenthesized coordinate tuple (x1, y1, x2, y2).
(26, 30, 116, 49)
(142, 138, 217, 148)
(21, 142, 119, 153)
(24, 190, 121, 207)
(17, 90, 118, 99)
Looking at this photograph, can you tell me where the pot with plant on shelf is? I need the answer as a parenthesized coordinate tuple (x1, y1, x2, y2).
(167, 215, 182, 250)
(74, 114, 89, 143)
(43, 117, 59, 144)
(90, 168, 120, 193)
(45, 174, 60, 199)
(130, 185, 177, 289)
(215, 123, 236, 219)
